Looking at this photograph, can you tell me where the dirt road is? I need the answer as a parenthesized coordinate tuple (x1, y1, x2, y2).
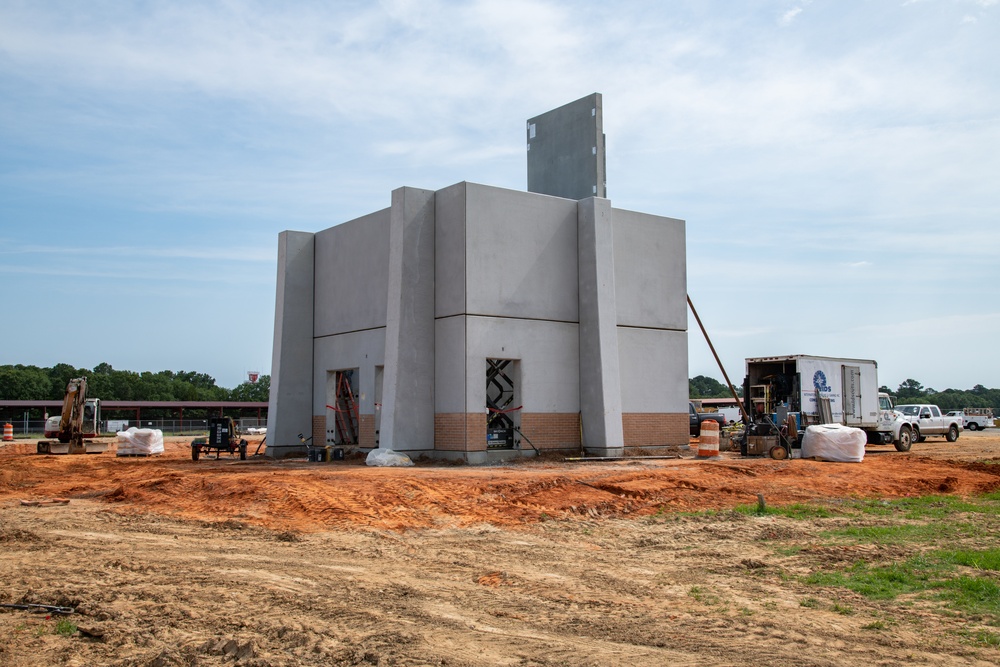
(2, 432, 1000, 665)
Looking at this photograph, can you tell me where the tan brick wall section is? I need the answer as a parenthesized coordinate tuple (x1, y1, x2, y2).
(434, 413, 488, 452)
(622, 413, 688, 447)
(519, 413, 581, 451)
(359, 414, 376, 449)
(312, 415, 325, 448)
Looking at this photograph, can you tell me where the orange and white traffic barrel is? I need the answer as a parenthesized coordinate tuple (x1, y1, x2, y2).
(3, 423, 13, 441)
(696, 420, 720, 459)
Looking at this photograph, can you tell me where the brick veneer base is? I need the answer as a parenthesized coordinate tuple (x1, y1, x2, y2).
(312, 415, 325, 450)
(434, 413, 486, 452)
(622, 413, 688, 447)
(344, 412, 686, 456)
(519, 413, 581, 451)
(359, 414, 376, 449)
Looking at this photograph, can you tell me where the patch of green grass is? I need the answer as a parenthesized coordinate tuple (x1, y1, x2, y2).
(775, 546, 804, 556)
(804, 556, 1000, 621)
(54, 619, 76, 637)
(936, 548, 1000, 572)
(687, 585, 721, 605)
(804, 558, 940, 600)
(862, 620, 887, 630)
(831, 602, 854, 615)
(733, 502, 837, 519)
(849, 495, 1000, 520)
(937, 576, 1000, 618)
(968, 629, 1000, 647)
(799, 597, 821, 608)
(820, 521, 979, 545)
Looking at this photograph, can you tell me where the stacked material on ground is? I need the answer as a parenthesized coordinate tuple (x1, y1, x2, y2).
(116, 427, 164, 456)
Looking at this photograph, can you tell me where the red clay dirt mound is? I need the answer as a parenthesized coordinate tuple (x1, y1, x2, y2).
(3, 433, 1000, 532)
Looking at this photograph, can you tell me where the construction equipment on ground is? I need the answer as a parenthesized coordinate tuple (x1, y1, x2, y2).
(191, 417, 248, 461)
(36, 377, 108, 455)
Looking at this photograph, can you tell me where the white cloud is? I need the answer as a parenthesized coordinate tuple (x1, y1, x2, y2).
(780, 7, 803, 25)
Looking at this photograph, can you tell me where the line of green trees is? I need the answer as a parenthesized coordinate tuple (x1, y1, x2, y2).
(689, 375, 740, 399)
(690, 374, 999, 413)
(880, 379, 998, 413)
(0, 363, 270, 403)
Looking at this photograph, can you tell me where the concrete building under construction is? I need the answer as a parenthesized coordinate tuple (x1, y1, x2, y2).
(267, 94, 689, 462)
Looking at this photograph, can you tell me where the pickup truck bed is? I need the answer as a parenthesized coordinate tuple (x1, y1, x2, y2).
(690, 402, 726, 437)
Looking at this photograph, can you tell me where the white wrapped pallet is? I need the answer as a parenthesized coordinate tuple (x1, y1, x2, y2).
(801, 424, 866, 463)
(365, 449, 414, 467)
(116, 427, 164, 456)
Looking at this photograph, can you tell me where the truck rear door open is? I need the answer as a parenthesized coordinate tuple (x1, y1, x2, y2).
(842, 365, 863, 426)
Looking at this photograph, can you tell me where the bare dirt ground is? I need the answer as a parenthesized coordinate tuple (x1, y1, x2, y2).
(3, 431, 1000, 666)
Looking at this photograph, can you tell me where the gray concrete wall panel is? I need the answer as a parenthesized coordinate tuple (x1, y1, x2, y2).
(434, 182, 467, 319)
(267, 231, 315, 456)
(577, 198, 625, 455)
(527, 93, 605, 200)
(465, 315, 580, 413)
(313, 208, 391, 337)
(618, 328, 689, 413)
(612, 207, 687, 331)
(380, 187, 436, 452)
(434, 316, 467, 413)
(465, 183, 579, 323)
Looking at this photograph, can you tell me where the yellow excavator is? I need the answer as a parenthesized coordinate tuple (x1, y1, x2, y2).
(37, 377, 108, 455)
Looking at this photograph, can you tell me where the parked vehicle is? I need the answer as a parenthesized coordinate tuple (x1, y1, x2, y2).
(740, 355, 912, 459)
(962, 408, 993, 431)
(37, 377, 107, 455)
(895, 404, 961, 443)
(689, 402, 726, 437)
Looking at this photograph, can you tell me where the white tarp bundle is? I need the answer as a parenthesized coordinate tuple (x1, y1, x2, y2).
(116, 427, 164, 456)
(801, 424, 866, 463)
(365, 448, 414, 467)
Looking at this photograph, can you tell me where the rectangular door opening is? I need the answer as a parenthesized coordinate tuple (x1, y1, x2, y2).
(326, 369, 359, 446)
(486, 358, 519, 449)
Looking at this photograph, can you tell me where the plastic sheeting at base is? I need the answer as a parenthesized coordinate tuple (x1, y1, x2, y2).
(116, 427, 164, 456)
(801, 424, 866, 463)
(365, 448, 414, 467)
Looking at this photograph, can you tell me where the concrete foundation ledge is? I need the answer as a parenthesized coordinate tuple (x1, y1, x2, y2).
(582, 446, 625, 458)
(266, 445, 309, 459)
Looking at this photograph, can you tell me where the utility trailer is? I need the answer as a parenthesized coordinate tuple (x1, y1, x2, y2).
(191, 417, 248, 461)
(739, 355, 912, 459)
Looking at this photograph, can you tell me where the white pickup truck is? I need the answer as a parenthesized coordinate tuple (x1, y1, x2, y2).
(897, 404, 961, 443)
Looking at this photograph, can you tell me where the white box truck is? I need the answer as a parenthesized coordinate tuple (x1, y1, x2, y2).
(741, 355, 913, 458)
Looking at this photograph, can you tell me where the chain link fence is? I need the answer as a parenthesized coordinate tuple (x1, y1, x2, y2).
(4, 418, 267, 437)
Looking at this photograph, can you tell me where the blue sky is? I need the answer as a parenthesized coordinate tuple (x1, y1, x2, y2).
(1, 0, 997, 392)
